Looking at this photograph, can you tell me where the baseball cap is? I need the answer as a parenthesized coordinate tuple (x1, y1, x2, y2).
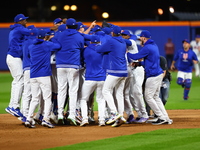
(27, 25, 35, 30)
(91, 35, 100, 43)
(66, 18, 77, 26)
(112, 26, 121, 35)
(46, 30, 55, 36)
(77, 22, 86, 30)
(53, 18, 63, 25)
(121, 30, 131, 36)
(58, 24, 66, 32)
(30, 28, 38, 36)
(102, 27, 112, 35)
(138, 30, 151, 38)
(92, 25, 101, 32)
(14, 14, 29, 23)
(182, 39, 190, 44)
(38, 29, 47, 38)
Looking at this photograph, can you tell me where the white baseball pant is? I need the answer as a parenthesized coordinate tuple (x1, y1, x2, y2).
(130, 66, 148, 118)
(21, 70, 31, 118)
(102, 75, 126, 116)
(144, 73, 169, 121)
(123, 66, 134, 116)
(80, 80, 105, 121)
(6, 54, 24, 109)
(57, 68, 79, 119)
(27, 76, 52, 121)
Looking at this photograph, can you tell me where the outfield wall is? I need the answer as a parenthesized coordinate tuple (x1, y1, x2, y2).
(1, 21, 200, 70)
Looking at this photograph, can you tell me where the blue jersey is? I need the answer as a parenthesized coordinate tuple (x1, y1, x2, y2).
(29, 39, 61, 78)
(127, 39, 163, 78)
(83, 43, 106, 81)
(7, 24, 31, 58)
(96, 36, 127, 77)
(22, 36, 37, 70)
(56, 29, 84, 69)
(173, 49, 198, 72)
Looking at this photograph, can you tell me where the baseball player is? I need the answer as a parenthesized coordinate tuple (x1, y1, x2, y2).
(171, 39, 198, 100)
(21, 27, 38, 122)
(56, 18, 84, 126)
(96, 26, 127, 127)
(79, 35, 106, 126)
(5, 14, 30, 118)
(190, 35, 200, 77)
(121, 30, 149, 123)
(127, 30, 172, 125)
(25, 29, 61, 128)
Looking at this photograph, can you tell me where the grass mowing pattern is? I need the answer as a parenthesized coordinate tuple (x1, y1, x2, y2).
(46, 128, 200, 150)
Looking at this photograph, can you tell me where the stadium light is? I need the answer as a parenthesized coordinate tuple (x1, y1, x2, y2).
(102, 12, 109, 19)
(169, 6, 174, 13)
(64, 5, 70, 11)
(158, 8, 163, 15)
(71, 5, 77, 11)
(51, 5, 57, 11)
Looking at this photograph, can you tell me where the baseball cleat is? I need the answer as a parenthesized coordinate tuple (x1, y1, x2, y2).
(80, 119, 89, 127)
(106, 112, 121, 125)
(10, 107, 23, 118)
(134, 117, 149, 123)
(5, 107, 19, 117)
(33, 114, 43, 125)
(111, 117, 126, 127)
(151, 118, 168, 125)
(25, 120, 35, 128)
(42, 120, 55, 128)
(67, 117, 77, 126)
(99, 120, 106, 126)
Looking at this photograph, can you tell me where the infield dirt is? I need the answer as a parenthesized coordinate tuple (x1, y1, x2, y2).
(0, 110, 200, 150)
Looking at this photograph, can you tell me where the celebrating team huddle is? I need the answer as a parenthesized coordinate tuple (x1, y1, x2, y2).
(6, 13, 197, 129)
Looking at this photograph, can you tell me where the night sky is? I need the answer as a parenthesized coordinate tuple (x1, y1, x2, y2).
(1, 0, 200, 22)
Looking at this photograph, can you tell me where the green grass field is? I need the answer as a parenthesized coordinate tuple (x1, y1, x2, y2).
(1, 71, 199, 113)
(0, 72, 200, 150)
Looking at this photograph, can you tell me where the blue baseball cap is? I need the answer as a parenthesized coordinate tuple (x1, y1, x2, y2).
(58, 24, 66, 32)
(38, 29, 47, 38)
(30, 28, 38, 36)
(182, 39, 190, 43)
(27, 25, 35, 30)
(14, 14, 29, 23)
(92, 25, 101, 32)
(121, 30, 132, 36)
(138, 30, 151, 38)
(112, 26, 121, 35)
(66, 18, 77, 26)
(53, 18, 63, 25)
(102, 27, 112, 35)
(91, 35, 100, 43)
(77, 22, 86, 30)
(46, 30, 55, 36)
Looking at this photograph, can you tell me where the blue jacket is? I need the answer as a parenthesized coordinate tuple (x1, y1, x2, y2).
(127, 39, 163, 78)
(84, 43, 106, 81)
(7, 24, 31, 58)
(174, 48, 198, 72)
(29, 39, 61, 78)
(56, 29, 84, 69)
(94, 31, 112, 70)
(22, 35, 37, 70)
(96, 36, 128, 77)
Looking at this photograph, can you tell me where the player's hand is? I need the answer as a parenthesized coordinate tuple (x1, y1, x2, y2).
(170, 65, 175, 71)
(90, 20, 96, 28)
